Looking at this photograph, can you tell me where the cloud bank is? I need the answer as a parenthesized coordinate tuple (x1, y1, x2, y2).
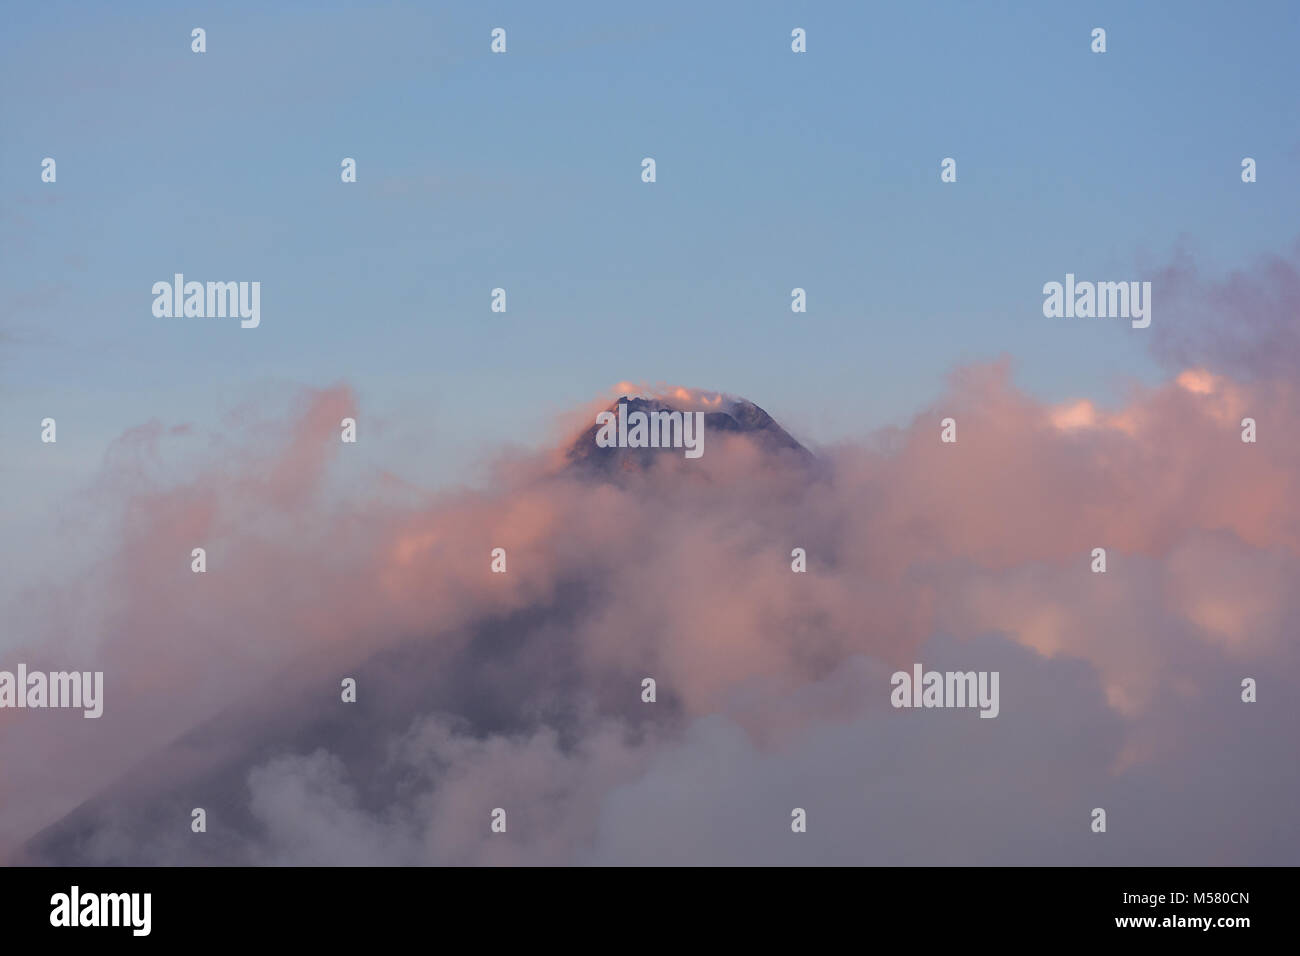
(3, 251, 1299, 866)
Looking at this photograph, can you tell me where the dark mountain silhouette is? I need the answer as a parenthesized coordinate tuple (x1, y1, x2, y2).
(20, 393, 815, 864)
(564, 395, 813, 476)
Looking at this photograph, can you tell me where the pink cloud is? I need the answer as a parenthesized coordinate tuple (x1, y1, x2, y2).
(4, 312, 1299, 864)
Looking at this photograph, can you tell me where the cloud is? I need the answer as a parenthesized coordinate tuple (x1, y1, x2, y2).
(5, 256, 1300, 864)
(609, 382, 731, 410)
(1147, 239, 1300, 382)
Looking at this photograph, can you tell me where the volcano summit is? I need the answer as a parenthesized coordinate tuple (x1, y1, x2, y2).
(565, 393, 813, 475)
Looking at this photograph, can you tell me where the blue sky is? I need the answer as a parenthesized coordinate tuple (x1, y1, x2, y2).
(2, 0, 1297, 510)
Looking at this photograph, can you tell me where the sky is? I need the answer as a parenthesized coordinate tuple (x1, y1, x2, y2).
(1, 1, 1298, 864)
(3, 1, 1297, 475)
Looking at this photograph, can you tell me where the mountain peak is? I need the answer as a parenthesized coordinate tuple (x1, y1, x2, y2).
(563, 392, 813, 476)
